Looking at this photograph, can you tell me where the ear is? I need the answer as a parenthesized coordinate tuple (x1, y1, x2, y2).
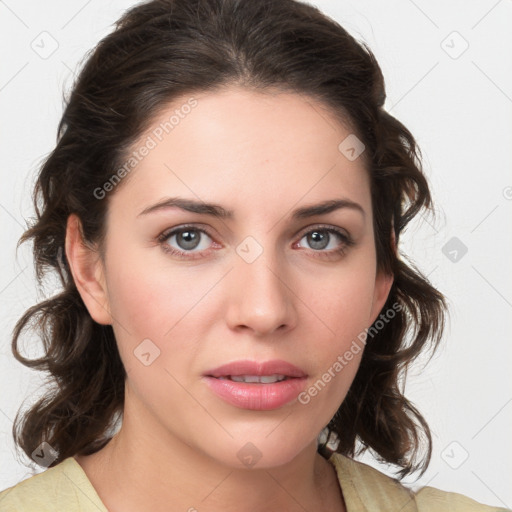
(65, 213, 112, 325)
(368, 222, 397, 322)
(369, 269, 394, 325)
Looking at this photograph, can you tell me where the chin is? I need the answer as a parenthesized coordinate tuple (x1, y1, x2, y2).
(200, 429, 316, 471)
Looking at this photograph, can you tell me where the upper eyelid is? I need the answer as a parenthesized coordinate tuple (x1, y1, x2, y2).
(297, 223, 350, 238)
(162, 222, 349, 235)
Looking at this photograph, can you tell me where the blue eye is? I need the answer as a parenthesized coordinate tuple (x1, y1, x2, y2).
(157, 224, 354, 260)
(157, 225, 214, 258)
(298, 228, 347, 251)
(295, 226, 354, 259)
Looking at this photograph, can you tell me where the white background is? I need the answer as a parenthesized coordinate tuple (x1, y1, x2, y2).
(0, 0, 511, 507)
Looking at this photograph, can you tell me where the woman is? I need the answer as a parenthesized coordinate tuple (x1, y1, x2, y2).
(0, 0, 508, 510)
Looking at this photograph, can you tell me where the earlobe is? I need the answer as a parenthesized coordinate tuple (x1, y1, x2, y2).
(65, 214, 112, 325)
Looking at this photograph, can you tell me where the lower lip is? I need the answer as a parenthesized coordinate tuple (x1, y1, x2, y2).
(203, 376, 307, 410)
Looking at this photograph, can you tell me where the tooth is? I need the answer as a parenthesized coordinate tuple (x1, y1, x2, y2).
(227, 374, 287, 384)
(260, 374, 285, 383)
(243, 375, 260, 383)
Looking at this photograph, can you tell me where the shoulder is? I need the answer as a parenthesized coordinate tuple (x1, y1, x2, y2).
(0, 457, 107, 512)
(328, 453, 509, 512)
(415, 486, 510, 512)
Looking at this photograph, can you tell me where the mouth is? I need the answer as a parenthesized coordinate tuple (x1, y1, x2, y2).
(203, 359, 308, 410)
(218, 374, 289, 383)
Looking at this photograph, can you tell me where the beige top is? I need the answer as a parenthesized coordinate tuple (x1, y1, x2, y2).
(0, 453, 508, 511)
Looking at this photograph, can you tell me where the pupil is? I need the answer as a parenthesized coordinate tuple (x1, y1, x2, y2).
(309, 231, 328, 250)
(178, 230, 199, 250)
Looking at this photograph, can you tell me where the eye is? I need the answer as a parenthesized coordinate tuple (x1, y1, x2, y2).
(295, 226, 354, 258)
(157, 225, 217, 259)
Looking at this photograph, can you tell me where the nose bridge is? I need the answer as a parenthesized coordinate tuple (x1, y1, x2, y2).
(227, 234, 295, 335)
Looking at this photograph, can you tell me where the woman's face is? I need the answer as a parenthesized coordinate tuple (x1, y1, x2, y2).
(73, 85, 392, 468)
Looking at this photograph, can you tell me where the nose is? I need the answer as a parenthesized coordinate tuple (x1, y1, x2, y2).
(225, 245, 297, 337)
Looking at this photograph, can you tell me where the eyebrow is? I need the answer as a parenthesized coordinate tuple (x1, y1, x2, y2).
(137, 197, 365, 220)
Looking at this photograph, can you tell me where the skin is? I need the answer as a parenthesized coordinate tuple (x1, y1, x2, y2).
(67, 85, 393, 512)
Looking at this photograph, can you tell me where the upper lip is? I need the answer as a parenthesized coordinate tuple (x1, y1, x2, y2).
(204, 359, 307, 378)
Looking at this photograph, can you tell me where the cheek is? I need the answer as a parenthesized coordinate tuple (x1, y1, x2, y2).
(297, 260, 377, 408)
(103, 245, 223, 369)
(307, 258, 377, 338)
(103, 255, 210, 420)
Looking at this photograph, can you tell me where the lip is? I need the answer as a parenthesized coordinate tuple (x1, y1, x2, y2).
(203, 359, 308, 411)
(204, 359, 307, 378)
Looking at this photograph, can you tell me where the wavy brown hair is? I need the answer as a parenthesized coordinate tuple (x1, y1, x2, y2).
(12, 0, 445, 478)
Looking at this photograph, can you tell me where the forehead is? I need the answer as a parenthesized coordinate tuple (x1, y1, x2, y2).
(109, 85, 371, 219)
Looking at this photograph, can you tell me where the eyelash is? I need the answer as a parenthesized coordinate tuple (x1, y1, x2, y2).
(156, 224, 354, 260)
